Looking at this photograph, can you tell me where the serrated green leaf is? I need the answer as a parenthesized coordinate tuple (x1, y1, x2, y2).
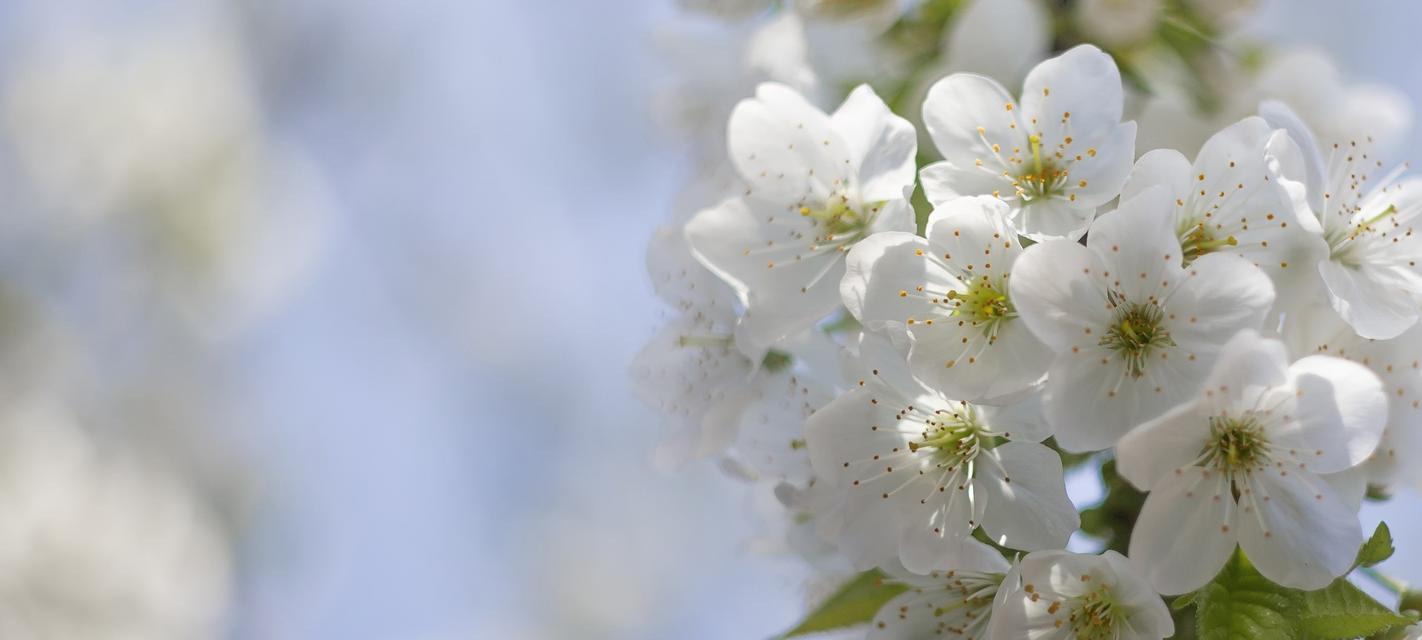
(1196, 551, 1303, 640)
(780, 570, 907, 638)
(1300, 578, 1412, 639)
(1355, 522, 1395, 568)
(1173, 591, 1198, 611)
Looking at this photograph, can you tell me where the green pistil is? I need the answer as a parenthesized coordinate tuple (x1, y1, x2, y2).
(762, 349, 792, 372)
(1015, 134, 1068, 202)
(1099, 297, 1174, 378)
(1178, 221, 1238, 264)
(800, 198, 868, 237)
(907, 408, 985, 465)
(1356, 204, 1399, 235)
(1069, 588, 1120, 640)
(947, 279, 1013, 328)
(1206, 414, 1269, 472)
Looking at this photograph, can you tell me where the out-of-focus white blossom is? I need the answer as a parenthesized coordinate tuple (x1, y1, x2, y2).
(1075, 0, 1163, 50)
(0, 401, 231, 640)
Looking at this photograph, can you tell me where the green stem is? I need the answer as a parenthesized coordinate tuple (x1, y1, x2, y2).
(1360, 567, 1409, 595)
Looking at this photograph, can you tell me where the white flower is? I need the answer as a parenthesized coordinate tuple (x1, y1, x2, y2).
(1117, 329, 1387, 593)
(921, 44, 1137, 240)
(990, 550, 1175, 640)
(1119, 116, 1330, 308)
(687, 83, 917, 348)
(1074, 0, 1163, 49)
(841, 195, 1051, 401)
(805, 334, 1076, 574)
(1010, 186, 1276, 452)
(942, 0, 1050, 91)
(633, 227, 755, 469)
(1283, 304, 1422, 491)
(868, 538, 1010, 639)
(1262, 101, 1422, 340)
(0, 402, 232, 639)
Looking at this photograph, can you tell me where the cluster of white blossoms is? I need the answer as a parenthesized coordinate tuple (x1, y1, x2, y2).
(638, 2, 1422, 638)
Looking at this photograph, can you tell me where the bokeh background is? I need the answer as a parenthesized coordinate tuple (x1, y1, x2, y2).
(0, 1, 1416, 638)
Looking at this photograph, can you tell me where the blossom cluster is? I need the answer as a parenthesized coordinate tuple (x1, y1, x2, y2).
(636, 1, 1422, 638)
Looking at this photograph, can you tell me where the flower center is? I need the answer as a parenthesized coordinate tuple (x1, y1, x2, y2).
(1325, 204, 1397, 266)
(1014, 135, 1069, 202)
(907, 406, 987, 467)
(1068, 587, 1120, 640)
(947, 276, 1014, 330)
(1099, 296, 1174, 378)
(1204, 414, 1270, 472)
(799, 195, 869, 239)
(1177, 220, 1238, 264)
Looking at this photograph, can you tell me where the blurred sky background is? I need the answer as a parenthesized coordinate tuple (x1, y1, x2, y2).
(0, 1, 1419, 639)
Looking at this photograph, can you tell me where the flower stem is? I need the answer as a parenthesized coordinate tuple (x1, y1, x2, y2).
(1360, 566, 1409, 595)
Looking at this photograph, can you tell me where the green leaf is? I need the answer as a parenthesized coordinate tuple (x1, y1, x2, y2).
(1300, 579, 1413, 639)
(1355, 522, 1396, 568)
(1172, 591, 1198, 611)
(780, 570, 907, 638)
(1195, 551, 1302, 640)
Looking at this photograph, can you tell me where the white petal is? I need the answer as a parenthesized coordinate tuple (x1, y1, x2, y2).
(1196, 328, 1291, 415)
(944, 0, 1049, 90)
(1086, 185, 1184, 303)
(1115, 400, 1211, 491)
(1120, 148, 1191, 205)
(1166, 253, 1276, 350)
(1045, 346, 1194, 452)
(1277, 355, 1387, 473)
(1259, 101, 1326, 210)
(976, 442, 1078, 551)
(686, 196, 846, 345)
(1236, 468, 1361, 590)
(1013, 196, 1098, 241)
(918, 160, 1011, 209)
(728, 82, 852, 203)
(1021, 45, 1125, 151)
(832, 84, 918, 203)
(1008, 239, 1112, 352)
(1320, 259, 1422, 340)
(1058, 121, 1137, 210)
(910, 317, 1052, 403)
(1101, 550, 1177, 639)
(920, 73, 1025, 203)
(841, 231, 946, 328)
(1128, 467, 1237, 594)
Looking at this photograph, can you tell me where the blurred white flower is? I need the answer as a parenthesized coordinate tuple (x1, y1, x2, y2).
(805, 334, 1074, 574)
(942, 0, 1050, 92)
(0, 401, 231, 639)
(921, 45, 1137, 240)
(1, 18, 332, 339)
(1263, 101, 1422, 339)
(841, 196, 1051, 402)
(1075, 0, 1163, 50)
(652, 9, 817, 165)
(990, 550, 1174, 640)
(686, 83, 917, 348)
(1010, 187, 1275, 451)
(1244, 48, 1412, 159)
(1118, 330, 1386, 593)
